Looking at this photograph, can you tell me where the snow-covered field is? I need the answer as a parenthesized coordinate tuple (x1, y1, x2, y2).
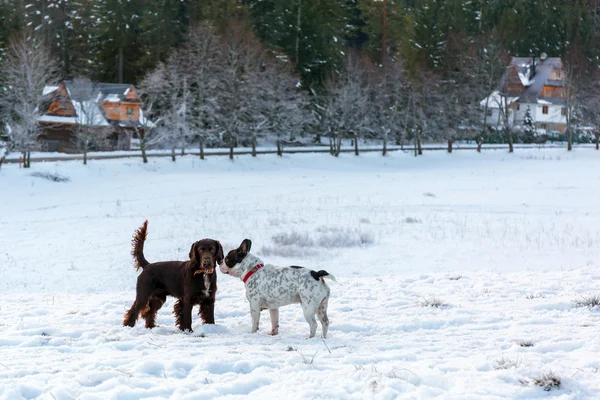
(2, 149, 600, 399)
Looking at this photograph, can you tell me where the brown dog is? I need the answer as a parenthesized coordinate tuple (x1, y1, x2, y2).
(123, 220, 223, 331)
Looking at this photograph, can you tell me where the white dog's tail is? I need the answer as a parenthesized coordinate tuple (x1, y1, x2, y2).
(312, 270, 337, 283)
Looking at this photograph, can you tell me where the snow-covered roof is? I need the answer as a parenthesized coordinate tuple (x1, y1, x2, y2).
(509, 57, 564, 103)
(517, 72, 533, 87)
(480, 91, 519, 109)
(39, 80, 150, 128)
(71, 101, 110, 126)
(38, 115, 78, 124)
(42, 86, 59, 96)
(104, 93, 121, 102)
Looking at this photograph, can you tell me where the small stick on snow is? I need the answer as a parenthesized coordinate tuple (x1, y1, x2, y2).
(322, 338, 331, 354)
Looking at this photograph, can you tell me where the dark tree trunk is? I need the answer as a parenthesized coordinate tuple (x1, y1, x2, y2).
(171, 147, 176, 162)
(329, 135, 334, 155)
(27, 151, 31, 168)
(199, 137, 204, 160)
(0, 156, 4, 170)
(567, 129, 572, 151)
(118, 47, 124, 84)
(354, 134, 359, 156)
(140, 138, 148, 163)
(335, 136, 342, 157)
(83, 141, 88, 165)
(251, 136, 257, 157)
(229, 141, 234, 160)
(413, 133, 418, 157)
(277, 140, 283, 157)
(417, 132, 423, 155)
(382, 135, 387, 156)
(447, 139, 453, 153)
(181, 145, 185, 156)
(595, 133, 599, 150)
(508, 130, 514, 153)
(477, 136, 483, 153)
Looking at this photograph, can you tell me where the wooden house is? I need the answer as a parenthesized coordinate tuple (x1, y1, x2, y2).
(481, 55, 569, 134)
(38, 80, 149, 153)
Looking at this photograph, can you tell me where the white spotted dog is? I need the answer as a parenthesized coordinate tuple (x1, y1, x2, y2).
(219, 239, 336, 338)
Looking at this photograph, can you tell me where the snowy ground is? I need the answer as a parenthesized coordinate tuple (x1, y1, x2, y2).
(1, 149, 600, 399)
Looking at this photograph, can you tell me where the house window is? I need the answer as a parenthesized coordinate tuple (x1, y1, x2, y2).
(542, 106, 549, 115)
(486, 109, 493, 117)
(543, 87, 552, 97)
(126, 106, 133, 116)
(59, 102, 69, 111)
(561, 107, 567, 116)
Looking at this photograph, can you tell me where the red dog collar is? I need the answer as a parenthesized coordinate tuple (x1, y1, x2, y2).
(243, 264, 264, 283)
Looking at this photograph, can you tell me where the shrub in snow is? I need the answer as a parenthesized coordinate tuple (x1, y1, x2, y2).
(493, 356, 522, 370)
(572, 294, 600, 308)
(518, 340, 534, 348)
(30, 172, 70, 182)
(419, 297, 448, 308)
(271, 227, 374, 249)
(272, 231, 314, 247)
(520, 372, 561, 391)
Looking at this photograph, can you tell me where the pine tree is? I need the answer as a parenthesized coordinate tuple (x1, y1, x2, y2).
(522, 105, 536, 144)
(245, 0, 354, 87)
(93, 0, 148, 83)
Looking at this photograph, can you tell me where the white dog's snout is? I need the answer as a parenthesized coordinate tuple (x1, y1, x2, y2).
(219, 261, 230, 274)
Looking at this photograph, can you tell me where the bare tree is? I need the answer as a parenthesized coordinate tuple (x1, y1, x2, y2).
(0, 34, 58, 168)
(493, 70, 517, 153)
(562, 45, 590, 152)
(68, 78, 111, 165)
(474, 33, 507, 152)
(185, 24, 222, 160)
(215, 22, 266, 160)
(579, 74, 600, 150)
(320, 54, 371, 157)
(370, 61, 405, 156)
(139, 54, 193, 162)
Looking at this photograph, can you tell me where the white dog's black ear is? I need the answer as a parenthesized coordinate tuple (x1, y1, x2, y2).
(240, 239, 252, 254)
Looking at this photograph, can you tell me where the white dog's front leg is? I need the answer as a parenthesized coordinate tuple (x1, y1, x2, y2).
(269, 309, 279, 335)
(250, 305, 261, 333)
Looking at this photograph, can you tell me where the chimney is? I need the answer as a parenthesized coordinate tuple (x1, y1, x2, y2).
(531, 55, 536, 79)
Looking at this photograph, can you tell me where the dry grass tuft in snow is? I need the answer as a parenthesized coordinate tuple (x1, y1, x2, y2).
(271, 227, 374, 249)
(493, 356, 523, 370)
(520, 371, 562, 392)
(525, 292, 546, 299)
(518, 339, 535, 348)
(30, 171, 70, 182)
(419, 297, 448, 308)
(572, 294, 600, 308)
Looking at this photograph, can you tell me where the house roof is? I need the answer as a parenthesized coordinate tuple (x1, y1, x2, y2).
(480, 91, 519, 109)
(43, 81, 135, 103)
(507, 57, 565, 105)
(39, 80, 152, 128)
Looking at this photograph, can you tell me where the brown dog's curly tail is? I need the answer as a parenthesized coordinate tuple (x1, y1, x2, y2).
(131, 220, 150, 270)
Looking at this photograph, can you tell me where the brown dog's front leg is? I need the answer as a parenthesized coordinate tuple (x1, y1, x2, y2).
(199, 297, 215, 324)
(179, 300, 193, 332)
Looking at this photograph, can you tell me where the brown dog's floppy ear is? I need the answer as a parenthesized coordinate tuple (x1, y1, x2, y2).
(188, 241, 199, 269)
(240, 239, 252, 256)
(215, 240, 224, 264)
